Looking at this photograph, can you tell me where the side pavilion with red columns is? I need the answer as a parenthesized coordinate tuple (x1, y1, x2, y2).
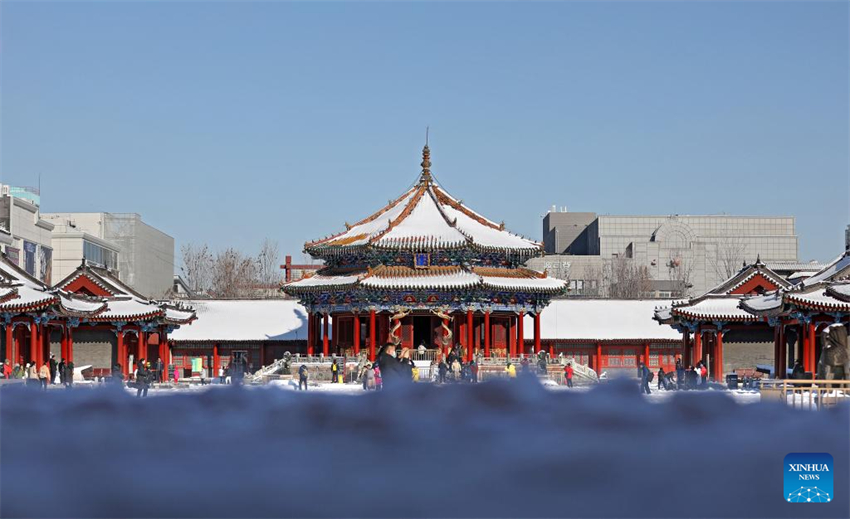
(654, 259, 792, 381)
(0, 256, 196, 379)
(740, 249, 850, 379)
(283, 144, 567, 362)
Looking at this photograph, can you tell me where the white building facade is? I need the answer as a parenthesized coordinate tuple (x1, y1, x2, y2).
(0, 185, 55, 284)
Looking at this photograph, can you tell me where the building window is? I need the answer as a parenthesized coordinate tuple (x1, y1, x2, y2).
(84, 240, 118, 270)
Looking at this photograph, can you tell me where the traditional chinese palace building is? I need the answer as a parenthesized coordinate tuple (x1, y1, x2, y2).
(283, 145, 568, 361)
(655, 251, 850, 380)
(0, 255, 195, 377)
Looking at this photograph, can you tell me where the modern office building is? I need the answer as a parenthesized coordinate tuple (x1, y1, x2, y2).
(43, 212, 175, 298)
(0, 185, 55, 284)
(532, 210, 800, 297)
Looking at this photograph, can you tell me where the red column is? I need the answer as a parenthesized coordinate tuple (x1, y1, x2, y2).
(213, 343, 220, 376)
(693, 328, 702, 365)
(483, 311, 491, 357)
(308, 313, 315, 356)
(808, 322, 816, 378)
(715, 331, 724, 381)
(802, 323, 811, 373)
(517, 311, 525, 357)
(323, 313, 329, 357)
(507, 316, 515, 358)
(369, 310, 376, 361)
(644, 342, 650, 368)
(466, 309, 473, 361)
(139, 331, 147, 363)
(596, 341, 603, 377)
(5, 324, 14, 366)
(534, 312, 542, 354)
(117, 331, 126, 378)
(30, 320, 39, 365)
(353, 314, 361, 355)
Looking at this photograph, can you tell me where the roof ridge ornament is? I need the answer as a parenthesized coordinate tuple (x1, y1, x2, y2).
(419, 128, 432, 185)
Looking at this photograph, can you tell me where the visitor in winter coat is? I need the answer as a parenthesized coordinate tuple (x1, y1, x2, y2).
(2, 360, 11, 379)
(58, 359, 66, 385)
(470, 361, 479, 383)
(451, 359, 461, 381)
(39, 362, 50, 390)
(135, 363, 150, 397)
(63, 361, 74, 388)
(438, 361, 448, 384)
(156, 358, 164, 384)
(700, 364, 708, 387)
(48, 354, 57, 385)
(564, 363, 574, 388)
(675, 359, 685, 389)
(298, 364, 308, 391)
(639, 362, 651, 395)
(378, 345, 414, 389)
(331, 359, 339, 383)
(373, 365, 382, 390)
(505, 362, 517, 379)
(791, 360, 805, 379)
(362, 364, 375, 390)
(657, 367, 666, 390)
(26, 362, 38, 386)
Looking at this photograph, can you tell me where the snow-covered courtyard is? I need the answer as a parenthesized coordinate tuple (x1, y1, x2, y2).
(1, 378, 846, 518)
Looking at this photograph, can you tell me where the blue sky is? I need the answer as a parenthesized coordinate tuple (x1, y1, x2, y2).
(1, 1, 847, 267)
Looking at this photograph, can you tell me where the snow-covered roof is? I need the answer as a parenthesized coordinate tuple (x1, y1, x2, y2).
(56, 292, 108, 315)
(304, 146, 541, 257)
(169, 300, 309, 343)
(672, 296, 759, 322)
(785, 287, 850, 312)
(88, 297, 164, 321)
(359, 266, 480, 290)
(739, 291, 784, 314)
(527, 300, 682, 341)
(800, 251, 850, 287)
(285, 265, 566, 295)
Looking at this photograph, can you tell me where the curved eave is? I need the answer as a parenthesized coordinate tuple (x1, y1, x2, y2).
(87, 309, 165, 322)
(0, 296, 59, 313)
(671, 309, 759, 322)
(785, 294, 850, 313)
(164, 315, 197, 326)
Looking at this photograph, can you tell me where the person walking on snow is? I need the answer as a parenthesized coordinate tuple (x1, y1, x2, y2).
(639, 362, 652, 395)
(564, 363, 574, 388)
(63, 360, 74, 388)
(298, 364, 308, 390)
(39, 361, 50, 391)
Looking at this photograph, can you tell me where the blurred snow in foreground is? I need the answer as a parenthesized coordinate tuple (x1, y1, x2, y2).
(1, 378, 847, 518)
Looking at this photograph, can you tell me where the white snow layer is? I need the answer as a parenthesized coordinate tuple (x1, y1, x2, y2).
(0, 380, 847, 518)
(169, 300, 309, 342)
(527, 299, 682, 340)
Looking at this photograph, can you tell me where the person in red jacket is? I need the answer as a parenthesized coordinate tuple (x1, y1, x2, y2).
(564, 363, 574, 388)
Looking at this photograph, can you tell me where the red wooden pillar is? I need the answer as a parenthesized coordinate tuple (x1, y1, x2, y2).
(5, 324, 14, 367)
(139, 331, 148, 364)
(807, 321, 816, 378)
(596, 341, 602, 377)
(306, 312, 313, 355)
(534, 312, 542, 354)
(483, 311, 491, 357)
(117, 330, 125, 377)
(369, 310, 377, 361)
(30, 319, 39, 366)
(693, 328, 702, 365)
(466, 309, 473, 361)
(517, 311, 525, 357)
(507, 316, 514, 358)
(213, 343, 220, 376)
(644, 342, 650, 368)
(353, 313, 361, 355)
(322, 313, 329, 357)
(715, 330, 724, 381)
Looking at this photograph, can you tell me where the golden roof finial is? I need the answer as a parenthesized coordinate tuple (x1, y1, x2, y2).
(420, 127, 431, 184)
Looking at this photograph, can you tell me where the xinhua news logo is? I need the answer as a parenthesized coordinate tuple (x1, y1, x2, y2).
(784, 453, 833, 503)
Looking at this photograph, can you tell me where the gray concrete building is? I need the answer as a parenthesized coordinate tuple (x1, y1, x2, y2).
(44, 212, 175, 298)
(0, 184, 55, 284)
(531, 210, 799, 297)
